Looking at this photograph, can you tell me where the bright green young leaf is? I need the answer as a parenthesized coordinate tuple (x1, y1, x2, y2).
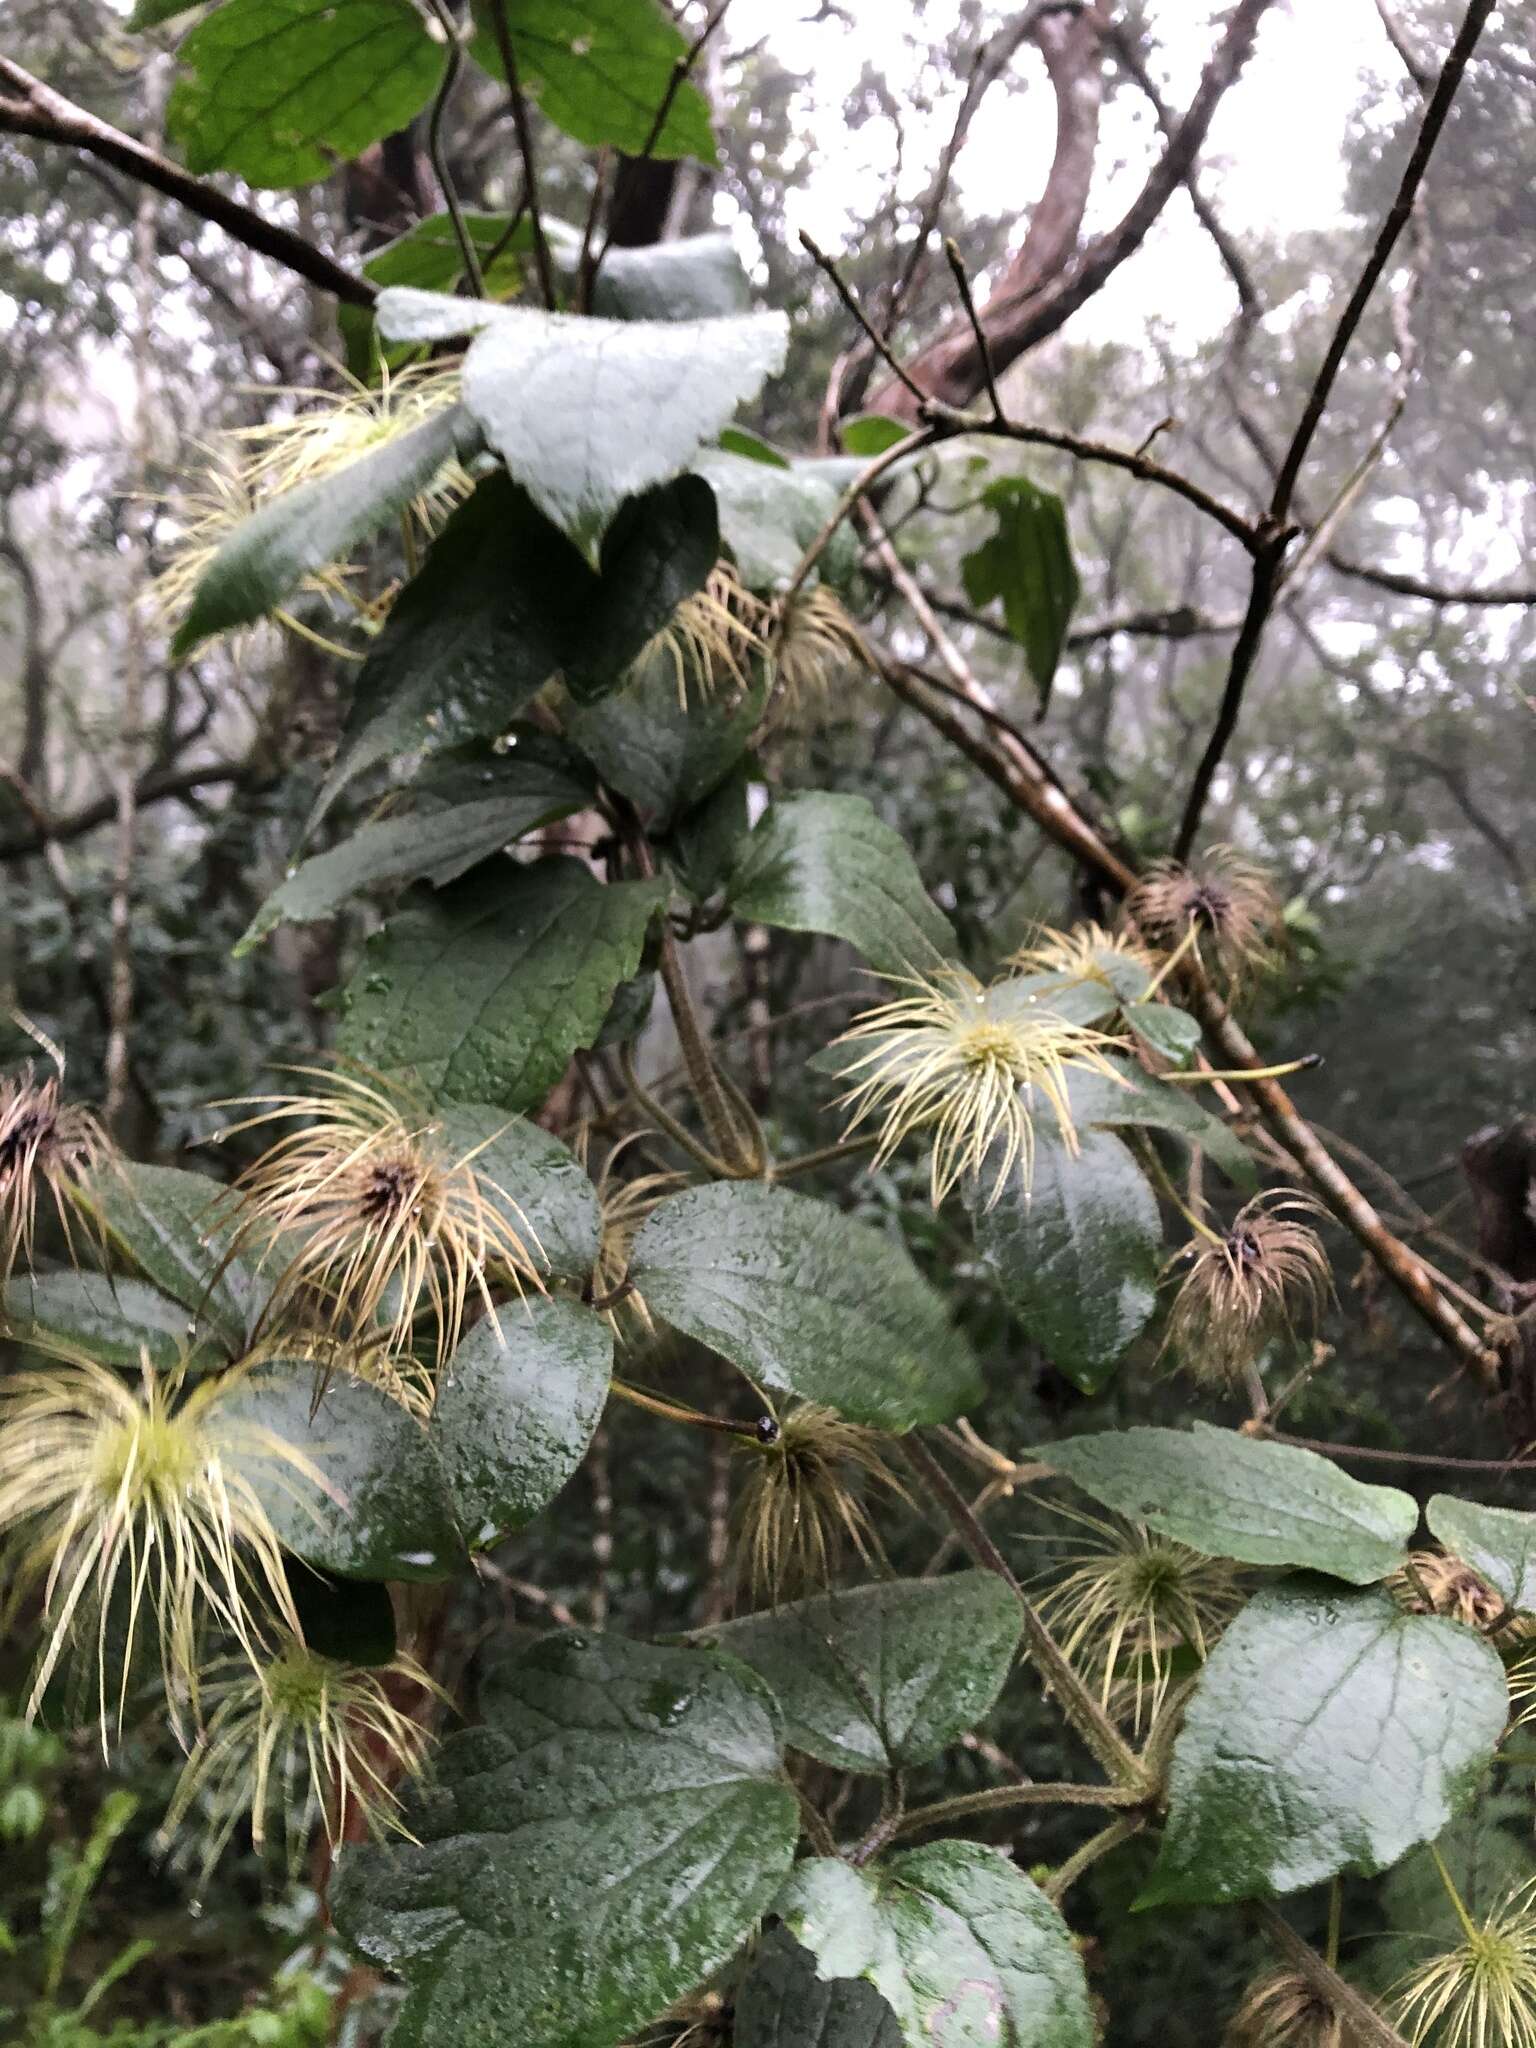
(433, 1105, 602, 1285)
(429, 1295, 612, 1540)
(840, 414, 913, 457)
(127, 0, 201, 25)
(342, 213, 531, 377)
(629, 1181, 981, 1430)
(729, 792, 956, 976)
(717, 426, 792, 468)
(1063, 1058, 1256, 1189)
(703, 1575, 1021, 1774)
(239, 756, 594, 953)
(336, 863, 667, 1111)
(1, 1271, 204, 1371)
(692, 448, 857, 589)
(1037, 1424, 1417, 1584)
(459, 303, 787, 548)
(172, 405, 474, 655)
(1142, 1580, 1507, 1907)
(973, 1128, 1161, 1393)
(469, 0, 716, 160)
(331, 1633, 798, 2048)
(1428, 1494, 1536, 1612)
(167, 0, 444, 189)
(81, 1161, 259, 1354)
(961, 475, 1079, 708)
(564, 662, 765, 822)
(736, 1928, 902, 2048)
(1124, 1002, 1203, 1064)
(778, 1844, 1095, 2048)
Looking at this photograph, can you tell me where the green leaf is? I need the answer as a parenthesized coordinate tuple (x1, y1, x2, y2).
(840, 415, 913, 457)
(167, 0, 444, 189)
(960, 476, 1078, 708)
(336, 862, 667, 1111)
(1142, 1580, 1508, 1907)
(342, 213, 533, 378)
(1124, 1002, 1203, 1064)
(172, 405, 473, 655)
(81, 1162, 259, 1353)
(729, 792, 956, 976)
(629, 1181, 981, 1430)
(586, 231, 751, 322)
(1, 1272, 202, 1371)
(718, 426, 792, 469)
(239, 756, 594, 953)
(331, 1633, 798, 2048)
(777, 1845, 1094, 2048)
(230, 1368, 463, 1582)
(703, 1575, 1021, 1775)
(1037, 1425, 1417, 1584)
(670, 760, 753, 901)
(1428, 1495, 1536, 1612)
(456, 303, 786, 548)
(313, 472, 716, 819)
(973, 1128, 1161, 1393)
(692, 448, 856, 590)
(434, 1105, 602, 1285)
(469, 0, 716, 160)
(564, 665, 764, 823)
(736, 1928, 902, 2048)
(429, 1295, 612, 1539)
(1063, 1057, 1256, 1190)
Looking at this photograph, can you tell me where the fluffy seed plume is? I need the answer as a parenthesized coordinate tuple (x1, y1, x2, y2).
(581, 1132, 683, 1349)
(764, 584, 868, 726)
(733, 1404, 908, 1606)
(0, 1059, 109, 1283)
(1009, 921, 1154, 992)
(1390, 1874, 1536, 2048)
(160, 1638, 439, 1879)
(1161, 1190, 1332, 1388)
(832, 965, 1124, 1208)
(0, 1351, 322, 1740)
(1390, 1550, 1506, 1631)
(633, 563, 767, 705)
(1031, 1503, 1242, 1734)
(1225, 1969, 1346, 2047)
(220, 1066, 542, 1377)
(1127, 845, 1282, 985)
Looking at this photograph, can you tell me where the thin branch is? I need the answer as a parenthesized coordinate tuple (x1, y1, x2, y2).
(801, 229, 930, 410)
(942, 237, 1003, 419)
(1257, 1906, 1410, 2048)
(1256, 1428, 1536, 1474)
(1326, 552, 1536, 606)
(420, 0, 486, 298)
(1045, 1812, 1147, 1905)
(894, 1780, 1144, 1840)
(0, 55, 375, 309)
(481, 0, 557, 308)
(0, 759, 259, 861)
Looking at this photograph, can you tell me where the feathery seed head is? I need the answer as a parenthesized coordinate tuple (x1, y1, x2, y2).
(1032, 1502, 1242, 1734)
(1009, 922, 1154, 991)
(1225, 1969, 1345, 2047)
(0, 1351, 322, 1741)
(581, 1133, 683, 1350)
(0, 1062, 108, 1283)
(1161, 1190, 1332, 1388)
(732, 1403, 907, 1606)
(1390, 1876, 1536, 2048)
(160, 1638, 439, 1879)
(832, 965, 1124, 1208)
(221, 1065, 543, 1376)
(633, 563, 768, 705)
(1127, 845, 1282, 985)
(764, 584, 868, 727)
(1391, 1551, 1505, 1631)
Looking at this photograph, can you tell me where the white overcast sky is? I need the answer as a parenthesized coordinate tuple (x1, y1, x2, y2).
(724, 0, 1396, 345)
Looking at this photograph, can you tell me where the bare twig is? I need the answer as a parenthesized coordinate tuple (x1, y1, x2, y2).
(481, 0, 557, 308)
(942, 237, 1004, 419)
(421, 0, 486, 297)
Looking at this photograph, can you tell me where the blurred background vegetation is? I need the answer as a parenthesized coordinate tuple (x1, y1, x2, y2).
(0, 0, 1531, 2038)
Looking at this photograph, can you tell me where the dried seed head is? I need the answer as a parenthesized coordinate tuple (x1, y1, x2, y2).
(0, 1350, 322, 1743)
(580, 1132, 684, 1350)
(832, 965, 1125, 1209)
(731, 1403, 907, 1607)
(220, 1065, 543, 1377)
(1009, 921, 1154, 990)
(1389, 1876, 1536, 2048)
(1031, 1501, 1242, 1734)
(764, 584, 868, 728)
(1225, 1969, 1346, 2047)
(1390, 1551, 1505, 1631)
(1161, 1190, 1333, 1388)
(0, 1062, 109, 1283)
(160, 1638, 440, 1880)
(632, 563, 768, 705)
(1127, 845, 1282, 986)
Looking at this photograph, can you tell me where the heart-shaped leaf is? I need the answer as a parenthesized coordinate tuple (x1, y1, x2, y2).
(1037, 1425, 1416, 1585)
(335, 863, 667, 1111)
(331, 1632, 798, 2048)
(629, 1181, 981, 1430)
(703, 1575, 1021, 1774)
(778, 1844, 1094, 2048)
(729, 793, 956, 977)
(1141, 1579, 1508, 1907)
